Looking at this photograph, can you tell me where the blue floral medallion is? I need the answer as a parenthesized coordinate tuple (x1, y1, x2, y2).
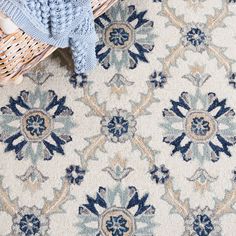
(78, 185, 155, 235)
(0, 89, 75, 163)
(186, 27, 206, 47)
(22, 109, 52, 142)
(181, 23, 211, 52)
(12, 206, 49, 236)
(19, 214, 40, 235)
(184, 207, 220, 236)
(185, 111, 217, 142)
(107, 116, 129, 138)
(106, 214, 129, 236)
(95, 2, 156, 71)
(69, 73, 88, 89)
(65, 165, 85, 185)
(149, 71, 168, 89)
(149, 164, 170, 184)
(109, 27, 130, 47)
(100, 207, 134, 236)
(162, 90, 236, 162)
(191, 117, 210, 136)
(26, 114, 47, 137)
(193, 214, 214, 236)
(101, 109, 137, 143)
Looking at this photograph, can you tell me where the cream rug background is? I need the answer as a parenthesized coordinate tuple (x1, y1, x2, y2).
(0, 0, 236, 235)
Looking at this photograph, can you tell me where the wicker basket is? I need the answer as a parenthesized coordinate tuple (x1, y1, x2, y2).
(0, 0, 117, 83)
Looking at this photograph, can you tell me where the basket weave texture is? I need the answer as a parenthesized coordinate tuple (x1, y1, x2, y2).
(0, 0, 117, 82)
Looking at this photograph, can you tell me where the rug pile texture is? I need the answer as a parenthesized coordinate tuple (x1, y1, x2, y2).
(0, 0, 236, 235)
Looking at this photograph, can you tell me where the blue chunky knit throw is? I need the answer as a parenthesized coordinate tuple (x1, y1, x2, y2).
(0, 0, 97, 74)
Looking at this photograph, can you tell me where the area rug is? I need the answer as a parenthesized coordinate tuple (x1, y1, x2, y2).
(0, 0, 236, 235)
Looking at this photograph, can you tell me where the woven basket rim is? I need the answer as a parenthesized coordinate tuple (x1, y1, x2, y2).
(0, 0, 118, 82)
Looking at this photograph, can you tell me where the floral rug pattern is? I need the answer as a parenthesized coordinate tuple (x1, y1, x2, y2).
(1, 0, 236, 235)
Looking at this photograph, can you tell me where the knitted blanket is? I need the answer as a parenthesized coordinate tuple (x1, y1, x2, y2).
(0, 0, 97, 74)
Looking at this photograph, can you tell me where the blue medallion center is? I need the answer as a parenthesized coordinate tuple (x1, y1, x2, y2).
(107, 116, 129, 138)
(22, 109, 52, 142)
(100, 207, 134, 236)
(191, 117, 210, 136)
(106, 215, 129, 236)
(66, 165, 85, 185)
(193, 214, 214, 236)
(109, 28, 129, 46)
(185, 111, 217, 142)
(19, 214, 41, 236)
(186, 27, 206, 46)
(26, 114, 46, 136)
(104, 22, 134, 49)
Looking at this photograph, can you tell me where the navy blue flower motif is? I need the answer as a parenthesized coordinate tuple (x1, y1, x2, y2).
(106, 215, 129, 236)
(108, 116, 129, 138)
(191, 117, 210, 136)
(109, 28, 129, 46)
(162, 90, 236, 162)
(0, 89, 75, 163)
(193, 214, 214, 236)
(149, 71, 167, 89)
(66, 165, 85, 185)
(95, 2, 156, 71)
(181, 23, 211, 52)
(19, 214, 41, 235)
(186, 28, 206, 47)
(69, 73, 88, 88)
(26, 115, 46, 136)
(184, 207, 220, 236)
(101, 109, 137, 143)
(149, 164, 170, 184)
(78, 186, 155, 235)
(12, 206, 49, 235)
